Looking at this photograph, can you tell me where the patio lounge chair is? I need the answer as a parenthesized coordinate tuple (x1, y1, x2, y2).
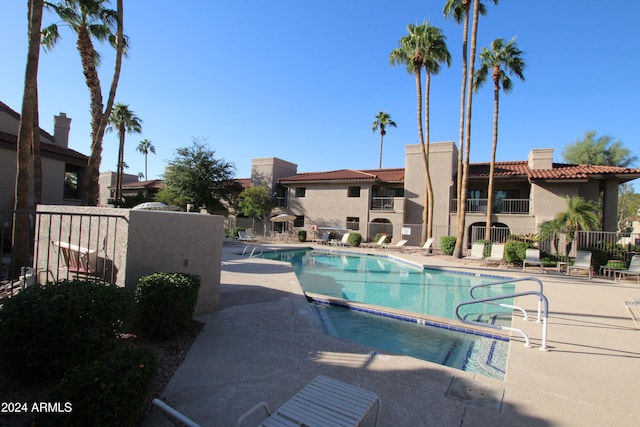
(484, 243, 505, 267)
(384, 239, 408, 252)
(332, 232, 351, 247)
(236, 375, 381, 427)
(407, 238, 434, 255)
(616, 255, 640, 285)
(315, 231, 330, 245)
(624, 299, 640, 328)
(362, 235, 388, 249)
(238, 230, 257, 242)
(522, 248, 543, 272)
(567, 250, 593, 279)
(464, 243, 485, 264)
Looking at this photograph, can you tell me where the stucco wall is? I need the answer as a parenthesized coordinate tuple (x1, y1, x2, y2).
(34, 205, 222, 316)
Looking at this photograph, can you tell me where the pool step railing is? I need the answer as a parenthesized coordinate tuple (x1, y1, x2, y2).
(242, 245, 263, 258)
(455, 277, 548, 351)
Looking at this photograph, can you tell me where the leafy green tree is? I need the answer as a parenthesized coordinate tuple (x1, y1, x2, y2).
(618, 183, 640, 232)
(562, 131, 638, 167)
(107, 103, 142, 204)
(238, 186, 274, 221)
(371, 111, 397, 169)
(390, 22, 450, 244)
(540, 195, 600, 255)
(136, 138, 156, 179)
(42, 0, 127, 205)
(157, 138, 235, 212)
(474, 37, 526, 240)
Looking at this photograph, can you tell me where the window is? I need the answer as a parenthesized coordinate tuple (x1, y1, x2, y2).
(294, 215, 305, 227)
(346, 217, 360, 230)
(348, 186, 361, 197)
(64, 167, 79, 199)
(295, 187, 306, 197)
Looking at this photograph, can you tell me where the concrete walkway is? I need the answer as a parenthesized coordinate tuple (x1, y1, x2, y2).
(144, 244, 640, 426)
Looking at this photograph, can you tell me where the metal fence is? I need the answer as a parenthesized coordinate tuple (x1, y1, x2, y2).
(1, 210, 127, 299)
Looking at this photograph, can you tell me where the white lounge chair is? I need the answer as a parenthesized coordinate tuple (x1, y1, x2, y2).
(331, 232, 351, 247)
(464, 243, 485, 264)
(363, 235, 388, 249)
(236, 375, 381, 427)
(484, 243, 505, 267)
(522, 248, 543, 272)
(315, 231, 330, 245)
(624, 299, 640, 328)
(567, 250, 593, 279)
(384, 239, 408, 252)
(407, 238, 434, 255)
(616, 255, 640, 285)
(237, 230, 257, 242)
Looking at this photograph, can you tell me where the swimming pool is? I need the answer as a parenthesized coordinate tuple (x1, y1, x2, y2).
(257, 248, 515, 379)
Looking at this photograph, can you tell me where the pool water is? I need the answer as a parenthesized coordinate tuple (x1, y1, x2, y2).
(257, 248, 515, 379)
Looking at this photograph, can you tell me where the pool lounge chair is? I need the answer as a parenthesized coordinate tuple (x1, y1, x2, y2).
(384, 239, 408, 252)
(236, 375, 381, 427)
(331, 232, 351, 247)
(238, 230, 257, 242)
(362, 235, 388, 249)
(464, 243, 485, 264)
(484, 243, 505, 267)
(407, 238, 434, 255)
(522, 248, 543, 272)
(624, 299, 640, 328)
(616, 255, 640, 285)
(566, 250, 593, 279)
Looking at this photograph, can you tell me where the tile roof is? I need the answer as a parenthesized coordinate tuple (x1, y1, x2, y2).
(0, 131, 88, 162)
(279, 168, 404, 183)
(120, 179, 164, 190)
(469, 161, 640, 181)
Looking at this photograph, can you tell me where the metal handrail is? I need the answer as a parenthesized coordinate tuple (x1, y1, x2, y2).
(456, 286, 549, 351)
(469, 277, 544, 323)
(242, 245, 263, 258)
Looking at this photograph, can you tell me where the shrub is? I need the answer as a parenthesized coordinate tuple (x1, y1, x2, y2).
(298, 230, 307, 242)
(0, 279, 130, 381)
(135, 273, 200, 340)
(347, 232, 362, 247)
(440, 236, 456, 255)
(476, 239, 492, 257)
(373, 233, 391, 244)
(39, 344, 156, 427)
(504, 240, 531, 266)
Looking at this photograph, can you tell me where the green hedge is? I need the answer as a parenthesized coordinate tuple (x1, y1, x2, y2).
(347, 232, 362, 247)
(440, 236, 456, 255)
(298, 230, 307, 242)
(135, 272, 200, 340)
(504, 241, 531, 266)
(39, 344, 156, 427)
(0, 279, 130, 381)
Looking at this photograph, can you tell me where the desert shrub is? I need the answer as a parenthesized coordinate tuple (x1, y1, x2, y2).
(504, 240, 531, 266)
(440, 236, 456, 255)
(39, 344, 156, 427)
(347, 232, 362, 247)
(0, 279, 130, 381)
(298, 230, 307, 242)
(579, 247, 608, 272)
(135, 273, 200, 340)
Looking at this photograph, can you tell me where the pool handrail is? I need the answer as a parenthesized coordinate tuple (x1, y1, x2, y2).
(469, 276, 545, 323)
(455, 290, 549, 351)
(241, 245, 263, 258)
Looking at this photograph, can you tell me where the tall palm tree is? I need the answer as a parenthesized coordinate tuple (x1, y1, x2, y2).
(12, 0, 45, 277)
(136, 138, 156, 180)
(474, 37, 525, 240)
(451, 0, 498, 258)
(42, 0, 127, 205)
(371, 112, 397, 169)
(107, 103, 142, 205)
(390, 23, 450, 244)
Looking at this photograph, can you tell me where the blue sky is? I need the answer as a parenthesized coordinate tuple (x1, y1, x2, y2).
(1, 1, 638, 189)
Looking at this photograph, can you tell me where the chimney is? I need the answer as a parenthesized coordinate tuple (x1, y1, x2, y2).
(53, 112, 71, 148)
(528, 148, 554, 170)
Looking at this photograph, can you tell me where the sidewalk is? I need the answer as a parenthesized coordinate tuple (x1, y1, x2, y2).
(144, 244, 640, 426)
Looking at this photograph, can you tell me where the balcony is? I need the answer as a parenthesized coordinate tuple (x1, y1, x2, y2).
(370, 197, 395, 211)
(451, 198, 530, 214)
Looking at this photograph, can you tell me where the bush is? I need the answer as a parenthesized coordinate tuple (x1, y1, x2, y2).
(226, 226, 245, 239)
(504, 240, 531, 266)
(0, 279, 130, 381)
(39, 344, 156, 427)
(440, 236, 456, 255)
(476, 239, 492, 257)
(298, 230, 307, 242)
(135, 273, 200, 340)
(373, 233, 390, 244)
(347, 232, 362, 247)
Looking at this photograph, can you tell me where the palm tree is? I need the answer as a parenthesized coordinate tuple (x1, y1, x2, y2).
(371, 112, 397, 169)
(540, 196, 600, 255)
(107, 103, 142, 205)
(474, 37, 526, 240)
(451, 0, 498, 258)
(136, 138, 156, 179)
(390, 23, 450, 244)
(42, 0, 127, 205)
(12, 0, 45, 277)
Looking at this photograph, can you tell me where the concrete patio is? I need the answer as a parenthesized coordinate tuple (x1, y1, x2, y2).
(144, 244, 640, 426)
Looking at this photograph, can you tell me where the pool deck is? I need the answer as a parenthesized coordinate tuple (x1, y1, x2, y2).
(144, 243, 640, 426)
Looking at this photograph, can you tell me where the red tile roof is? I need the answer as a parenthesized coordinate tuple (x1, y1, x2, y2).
(279, 168, 404, 183)
(0, 131, 88, 162)
(469, 161, 640, 181)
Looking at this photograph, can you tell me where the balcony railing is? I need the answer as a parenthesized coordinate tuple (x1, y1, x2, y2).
(451, 198, 530, 214)
(370, 197, 395, 211)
